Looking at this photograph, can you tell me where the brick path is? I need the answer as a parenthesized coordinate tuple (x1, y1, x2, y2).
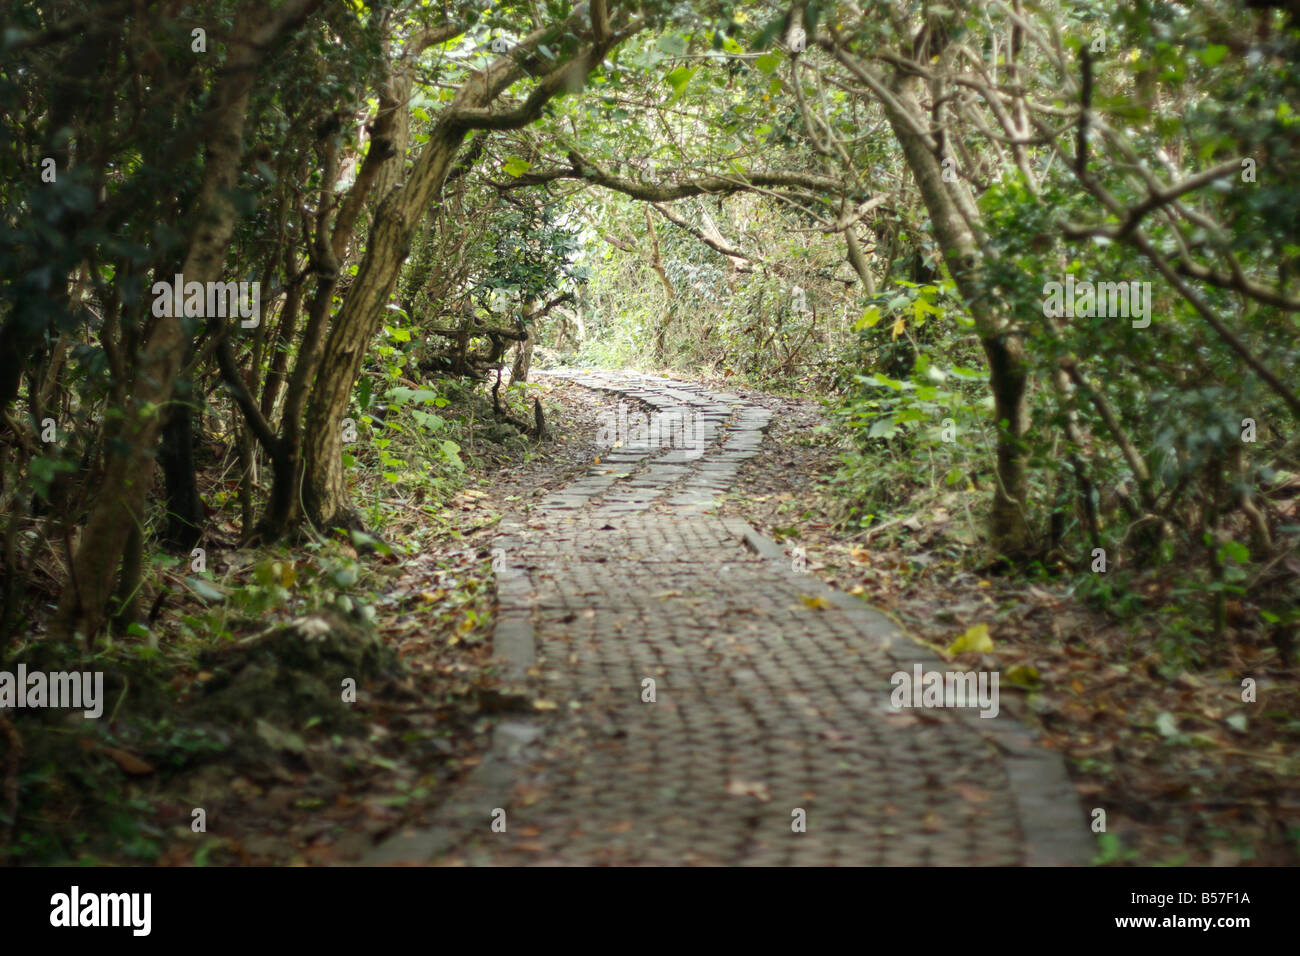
(369, 371, 1089, 866)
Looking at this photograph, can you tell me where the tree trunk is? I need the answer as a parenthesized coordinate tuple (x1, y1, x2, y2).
(511, 300, 538, 383)
(109, 523, 143, 632)
(297, 2, 625, 530)
(882, 71, 1033, 559)
(158, 378, 204, 551)
(259, 68, 405, 539)
(301, 131, 465, 529)
(510, 326, 536, 383)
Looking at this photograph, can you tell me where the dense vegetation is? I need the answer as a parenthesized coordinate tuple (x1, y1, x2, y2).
(1, 0, 1296, 863)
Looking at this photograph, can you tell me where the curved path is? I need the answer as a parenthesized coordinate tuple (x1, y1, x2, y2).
(369, 370, 1089, 866)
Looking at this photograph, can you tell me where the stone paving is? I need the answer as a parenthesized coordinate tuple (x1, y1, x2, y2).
(368, 370, 1089, 866)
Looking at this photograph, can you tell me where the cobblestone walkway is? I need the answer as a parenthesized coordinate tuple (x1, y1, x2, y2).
(369, 370, 1088, 866)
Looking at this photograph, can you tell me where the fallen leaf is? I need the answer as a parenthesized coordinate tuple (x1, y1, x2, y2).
(1155, 711, 1180, 737)
(947, 622, 993, 655)
(726, 780, 771, 801)
(80, 740, 155, 776)
(1004, 663, 1041, 689)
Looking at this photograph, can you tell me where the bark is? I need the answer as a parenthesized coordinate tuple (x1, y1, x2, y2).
(265, 139, 344, 535)
(301, 136, 461, 529)
(260, 59, 410, 537)
(644, 207, 675, 300)
(845, 226, 876, 294)
(259, 241, 304, 421)
(109, 523, 143, 630)
(158, 377, 204, 551)
(879, 66, 1034, 558)
(651, 202, 757, 270)
(511, 157, 849, 201)
(511, 323, 536, 383)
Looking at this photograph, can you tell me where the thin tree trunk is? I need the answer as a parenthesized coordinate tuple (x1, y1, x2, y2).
(301, 132, 465, 529)
(159, 379, 204, 552)
(260, 75, 403, 538)
(298, 1, 624, 529)
(881, 70, 1034, 559)
(511, 324, 536, 383)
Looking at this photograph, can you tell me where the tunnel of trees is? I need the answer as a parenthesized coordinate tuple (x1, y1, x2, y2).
(0, 0, 1297, 867)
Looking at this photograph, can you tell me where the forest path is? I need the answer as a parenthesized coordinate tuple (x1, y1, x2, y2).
(369, 370, 1089, 865)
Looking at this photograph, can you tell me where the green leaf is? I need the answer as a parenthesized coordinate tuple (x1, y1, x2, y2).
(1004, 664, 1041, 689)
(1198, 44, 1229, 67)
(867, 417, 897, 438)
(1218, 540, 1250, 564)
(502, 157, 533, 178)
(349, 529, 393, 556)
(754, 52, 781, 75)
(387, 387, 440, 406)
(411, 409, 442, 430)
(912, 297, 941, 322)
(665, 66, 697, 100)
(329, 566, 358, 588)
(854, 305, 882, 330)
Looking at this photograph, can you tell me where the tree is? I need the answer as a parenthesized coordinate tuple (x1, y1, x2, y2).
(298, 0, 641, 531)
(49, 0, 324, 640)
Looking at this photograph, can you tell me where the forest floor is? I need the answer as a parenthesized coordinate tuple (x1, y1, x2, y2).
(5, 368, 1296, 865)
